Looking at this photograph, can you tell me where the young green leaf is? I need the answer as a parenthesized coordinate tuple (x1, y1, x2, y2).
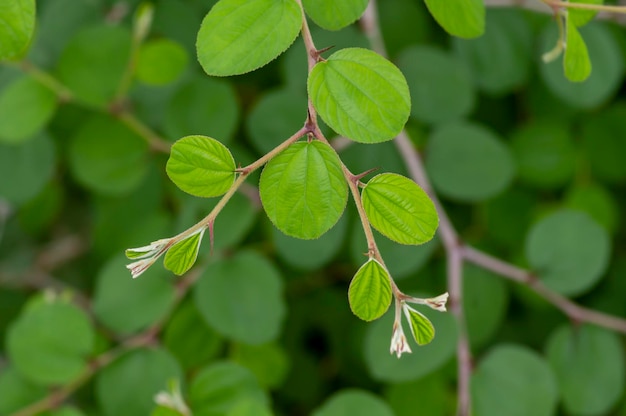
(164, 230, 205, 276)
(196, 0, 301, 76)
(423, 0, 485, 39)
(362, 173, 438, 245)
(302, 0, 368, 31)
(259, 140, 348, 239)
(564, 19, 591, 82)
(136, 38, 188, 86)
(403, 306, 435, 346)
(0, 0, 36, 61)
(166, 135, 236, 198)
(569, 0, 603, 27)
(308, 48, 410, 144)
(348, 259, 392, 321)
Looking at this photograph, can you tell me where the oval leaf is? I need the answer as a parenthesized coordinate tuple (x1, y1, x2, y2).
(166, 135, 236, 198)
(423, 0, 485, 39)
(0, 0, 36, 61)
(564, 19, 591, 82)
(403, 306, 435, 346)
(362, 173, 438, 245)
(308, 48, 410, 144)
(196, 0, 301, 76)
(348, 259, 392, 321)
(164, 230, 205, 276)
(302, 0, 368, 31)
(259, 140, 348, 239)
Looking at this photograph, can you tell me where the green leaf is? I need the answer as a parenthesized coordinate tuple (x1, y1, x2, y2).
(166, 135, 236, 198)
(302, 0, 368, 31)
(362, 173, 438, 245)
(525, 209, 610, 296)
(136, 38, 188, 86)
(196, 0, 301, 76)
(385, 373, 455, 416)
(348, 259, 392, 322)
(231, 343, 290, 389)
(0, 75, 57, 144)
(564, 19, 591, 82)
(423, 0, 485, 38)
(364, 308, 457, 382)
(581, 104, 626, 183)
(188, 361, 269, 414)
(194, 250, 286, 344)
(546, 324, 624, 415)
(308, 48, 410, 143)
(7, 299, 94, 385)
(0, 133, 55, 205)
(93, 255, 176, 335)
(471, 345, 558, 416)
(164, 230, 204, 275)
(0, 367, 46, 414)
(227, 399, 274, 416)
(96, 348, 181, 416)
(397, 45, 475, 124)
(164, 76, 239, 144)
(425, 122, 515, 202)
(69, 115, 149, 195)
(313, 389, 394, 416)
(569, 0, 603, 27)
(0, 0, 36, 61)
(259, 140, 347, 239)
(403, 306, 434, 346)
(565, 183, 619, 233)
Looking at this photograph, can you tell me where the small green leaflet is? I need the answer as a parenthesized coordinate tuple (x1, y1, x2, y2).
(348, 259, 392, 321)
(196, 0, 301, 76)
(362, 173, 438, 245)
(568, 0, 603, 27)
(302, 0, 368, 31)
(164, 230, 205, 276)
(403, 306, 435, 346)
(564, 19, 591, 82)
(0, 0, 36, 61)
(166, 135, 236, 198)
(259, 140, 348, 239)
(308, 48, 410, 144)
(423, 0, 485, 39)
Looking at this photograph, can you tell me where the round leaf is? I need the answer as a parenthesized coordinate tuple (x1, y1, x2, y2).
(308, 48, 410, 144)
(164, 230, 204, 275)
(166, 135, 236, 198)
(69, 115, 149, 195)
(196, 0, 301, 76)
(0, 75, 57, 144)
(93, 255, 176, 335)
(0, 0, 36, 60)
(302, 0, 368, 31)
(7, 299, 94, 385)
(425, 122, 515, 202)
(423, 0, 484, 38)
(362, 173, 438, 245)
(348, 259, 392, 321)
(525, 209, 610, 296)
(96, 348, 181, 416)
(313, 389, 394, 416)
(565, 183, 618, 233)
(546, 324, 624, 415)
(194, 250, 286, 344)
(471, 344, 558, 416)
(397, 45, 475, 124)
(231, 343, 290, 389)
(259, 140, 347, 239)
(136, 38, 188, 86)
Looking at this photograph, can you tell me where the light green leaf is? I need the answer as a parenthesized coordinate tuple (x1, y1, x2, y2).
(569, 0, 603, 27)
(313, 389, 394, 416)
(259, 140, 347, 239)
(348, 259, 392, 321)
(525, 209, 610, 296)
(403, 306, 435, 346)
(546, 325, 624, 415)
(302, 0, 368, 31)
(362, 173, 438, 245)
(164, 231, 204, 276)
(136, 38, 188, 86)
(166, 135, 236, 198)
(0, 0, 36, 61)
(423, 0, 485, 38)
(308, 48, 410, 144)
(0, 75, 57, 144)
(564, 19, 591, 82)
(196, 0, 301, 76)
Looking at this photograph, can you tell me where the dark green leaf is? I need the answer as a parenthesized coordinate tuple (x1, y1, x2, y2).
(231, 343, 290, 389)
(0, 367, 47, 414)
(313, 389, 394, 416)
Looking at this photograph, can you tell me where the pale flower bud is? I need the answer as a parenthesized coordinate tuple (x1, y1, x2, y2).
(389, 321, 412, 358)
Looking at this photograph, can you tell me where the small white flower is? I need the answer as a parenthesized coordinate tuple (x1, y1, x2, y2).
(125, 238, 172, 278)
(389, 320, 412, 358)
(425, 292, 449, 312)
(126, 257, 157, 279)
